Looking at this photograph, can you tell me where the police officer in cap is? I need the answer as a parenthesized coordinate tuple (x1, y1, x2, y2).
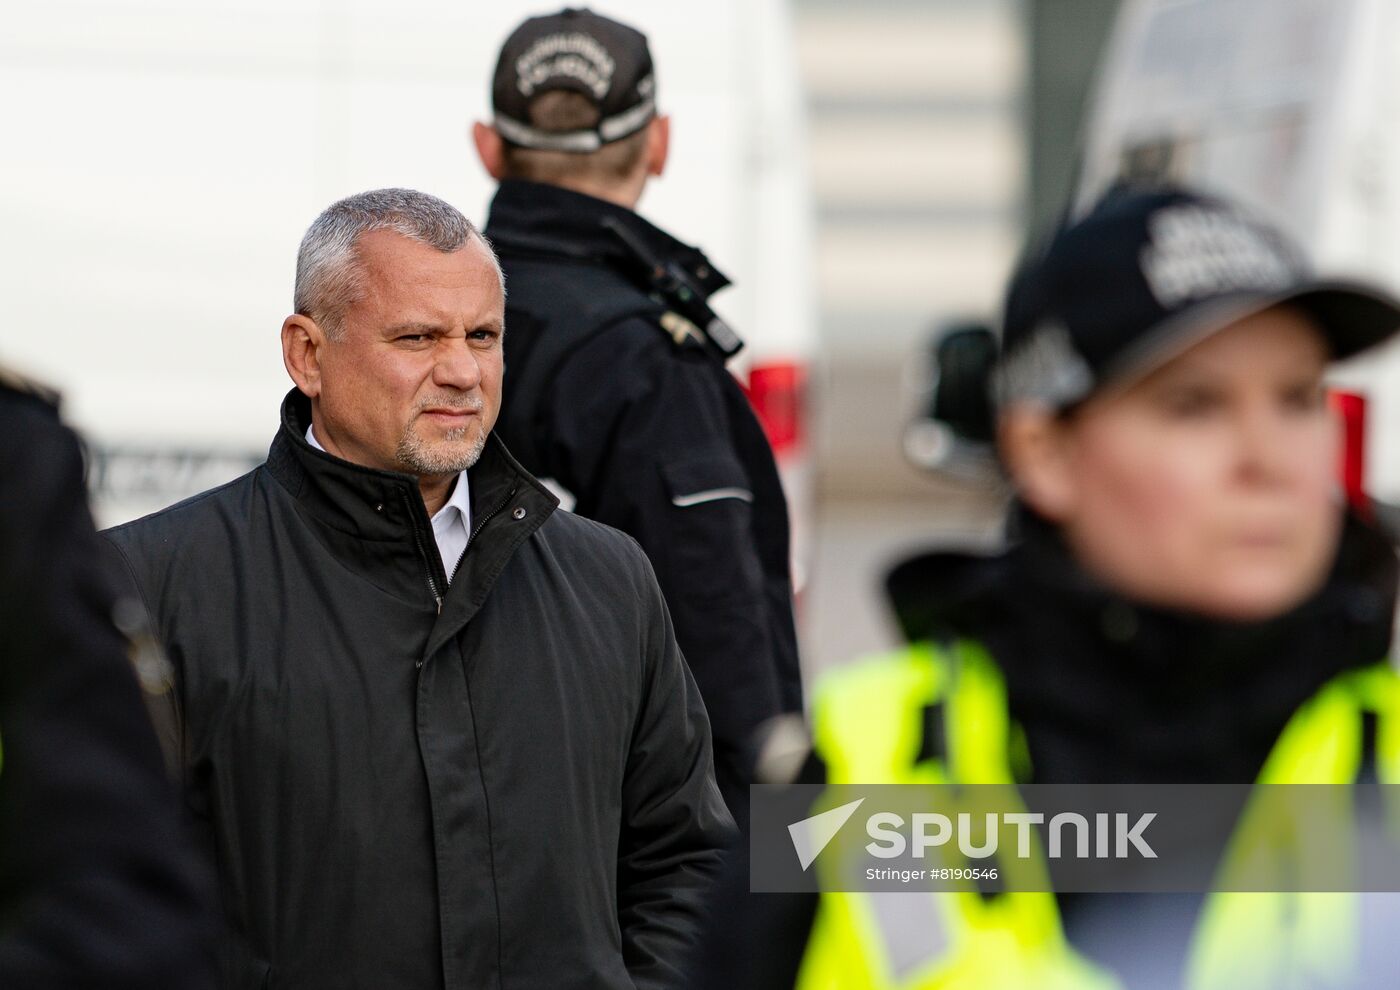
(473, 8, 802, 818)
(697, 185, 1400, 988)
(0, 369, 212, 987)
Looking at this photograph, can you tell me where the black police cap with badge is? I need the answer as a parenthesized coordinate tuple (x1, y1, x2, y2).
(911, 184, 1400, 490)
(490, 7, 657, 154)
(993, 184, 1400, 411)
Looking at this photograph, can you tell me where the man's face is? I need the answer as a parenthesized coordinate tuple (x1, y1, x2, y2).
(1036, 305, 1341, 621)
(311, 230, 504, 479)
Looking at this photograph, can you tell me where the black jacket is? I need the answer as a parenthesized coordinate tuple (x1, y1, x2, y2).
(485, 180, 802, 815)
(0, 379, 213, 988)
(103, 390, 732, 990)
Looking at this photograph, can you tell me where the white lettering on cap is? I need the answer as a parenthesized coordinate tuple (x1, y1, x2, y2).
(515, 32, 617, 100)
(1140, 205, 1297, 308)
(992, 321, 1094, 408)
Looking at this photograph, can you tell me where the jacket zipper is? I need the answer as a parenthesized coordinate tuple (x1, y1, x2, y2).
(402, 491, 445, 612)
(407, 485, 520, 614)
(458, 486, 519, 569)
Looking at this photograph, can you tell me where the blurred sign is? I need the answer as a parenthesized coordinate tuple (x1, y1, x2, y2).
(85, 443, 263, 526)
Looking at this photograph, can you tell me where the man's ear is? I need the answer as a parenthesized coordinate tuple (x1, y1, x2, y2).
(473, 121, 507, 180)
(645, 115, 670, 178)
(282, 314, 328, 398)
(998, 406, 1078, 523)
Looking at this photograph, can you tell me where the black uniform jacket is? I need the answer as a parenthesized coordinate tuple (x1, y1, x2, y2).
(486, 179, 802, 815)
(103, 390, 732, 990)
(0, 381, 213, 988)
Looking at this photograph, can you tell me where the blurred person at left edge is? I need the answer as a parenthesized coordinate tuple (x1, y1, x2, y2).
(102, 187, 731, 989)
(0, 367, 213, 988)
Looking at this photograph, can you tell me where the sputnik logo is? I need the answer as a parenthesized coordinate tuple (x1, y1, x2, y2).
(787, 798, 866, 871)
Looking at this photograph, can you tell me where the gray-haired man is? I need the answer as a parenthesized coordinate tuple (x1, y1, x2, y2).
(104, 188, 732, 990)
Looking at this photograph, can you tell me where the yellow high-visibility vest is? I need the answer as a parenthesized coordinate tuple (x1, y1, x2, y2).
(796, 641, 1400, 990)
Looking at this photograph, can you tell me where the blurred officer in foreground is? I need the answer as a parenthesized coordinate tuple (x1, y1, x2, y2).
(697, 186, 1400, 989)
(0, 371, 212, 988)
(473, 8, 802, 818)
(104, 189, 729, 989)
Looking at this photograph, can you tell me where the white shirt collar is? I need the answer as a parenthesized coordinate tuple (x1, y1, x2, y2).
(435, 465, 473, 524)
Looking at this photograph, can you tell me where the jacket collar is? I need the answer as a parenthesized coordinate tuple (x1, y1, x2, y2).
(887, 504, 1396, 653)
(266, 389, 557, 624)
(484, 179, 730, 296)
(267, 389, 426, 544)
(303, 420, 473, 528)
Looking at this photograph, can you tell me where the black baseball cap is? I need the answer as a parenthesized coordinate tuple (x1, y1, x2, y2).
(993, 185, 1400, 410)
(490, 8, 656, 153)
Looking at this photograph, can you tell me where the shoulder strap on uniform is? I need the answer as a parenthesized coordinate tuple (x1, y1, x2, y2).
(1334, 661, 1400, 783)
(810, 639, 1027, 788)
(810, 643, 948, 786)
(942, 640, 1018, 785)
(1249, 660, 1400, 785)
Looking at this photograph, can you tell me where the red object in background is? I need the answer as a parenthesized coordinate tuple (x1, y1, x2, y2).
(1330, 389, 1369, 516)
(742, 361, 805, 457)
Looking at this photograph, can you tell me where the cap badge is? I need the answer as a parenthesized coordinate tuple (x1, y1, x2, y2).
(516, 32, 616, 99)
